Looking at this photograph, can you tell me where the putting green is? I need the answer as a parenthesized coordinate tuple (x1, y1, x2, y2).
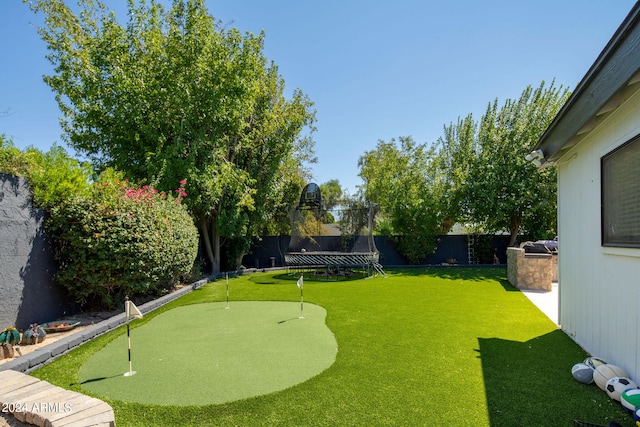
(79, 301, 337, 405)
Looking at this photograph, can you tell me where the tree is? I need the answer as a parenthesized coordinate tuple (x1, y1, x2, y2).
(432, 114, 478, 232)
(358, 137, 445, 263)
(319, 179, 343, 223)
(256, 165, 310, 237)
(462, 81, 569, 246)
(28, 0, 316, 273)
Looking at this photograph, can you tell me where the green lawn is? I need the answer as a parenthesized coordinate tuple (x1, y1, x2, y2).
(32, 267, 633, 426)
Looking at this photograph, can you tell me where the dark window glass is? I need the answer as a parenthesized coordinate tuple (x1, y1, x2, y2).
(601, 135, 640, 247)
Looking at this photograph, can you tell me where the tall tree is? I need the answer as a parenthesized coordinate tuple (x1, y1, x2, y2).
(28, 0, 316, 272)
(319, 179, 343, 212)
(358, 136, 445, 263)
(432, 113, 478, 232)
(319, 179, 343, 223)
(462, 81, 569, 245)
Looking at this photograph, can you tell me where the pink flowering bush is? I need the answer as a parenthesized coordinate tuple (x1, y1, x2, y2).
(47, 175, 198, 308)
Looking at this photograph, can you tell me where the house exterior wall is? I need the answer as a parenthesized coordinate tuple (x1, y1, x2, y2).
(557, 87, 640, 381)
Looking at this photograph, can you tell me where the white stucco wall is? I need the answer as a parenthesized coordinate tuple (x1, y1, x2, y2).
(557, 87, 640, 381)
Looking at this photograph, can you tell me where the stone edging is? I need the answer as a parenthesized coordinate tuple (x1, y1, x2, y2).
(0, 370, 115, 427)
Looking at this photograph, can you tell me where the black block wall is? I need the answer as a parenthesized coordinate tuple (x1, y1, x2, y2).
(0, 173, 76, 330)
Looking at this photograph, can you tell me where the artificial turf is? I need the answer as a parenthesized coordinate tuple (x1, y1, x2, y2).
(31, 268, 635, 426)
(78, 301, 337, 405)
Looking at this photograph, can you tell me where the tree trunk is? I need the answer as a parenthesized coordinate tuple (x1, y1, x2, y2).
(235, 254, 244, 269)
(198, 216, 216, 274)
(508, 216, 521, 247)
(211, 220, 221, 273)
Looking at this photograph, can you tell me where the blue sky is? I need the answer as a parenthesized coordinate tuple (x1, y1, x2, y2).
(0, 1, 636, 193)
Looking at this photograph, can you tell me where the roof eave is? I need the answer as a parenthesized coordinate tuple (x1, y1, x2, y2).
(534, 2, 640, 164)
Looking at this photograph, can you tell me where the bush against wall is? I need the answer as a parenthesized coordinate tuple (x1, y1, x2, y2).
(47, 178, 198, 308)
(0, 138, 93, 210)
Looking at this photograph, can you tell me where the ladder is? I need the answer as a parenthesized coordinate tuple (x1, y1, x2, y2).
(467, 235, 477, 265)
(373, 262, 387, 278)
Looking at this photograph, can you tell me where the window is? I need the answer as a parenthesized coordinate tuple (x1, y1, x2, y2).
(601, 134, 640, 247)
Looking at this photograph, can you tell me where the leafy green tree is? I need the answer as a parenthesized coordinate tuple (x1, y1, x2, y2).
(320, 179, 343, 211)
(462, 81, 569, 245)
(432, 114, 478, 232)
(319, 179, 343, 223)
(28, 0, 316, 273)
(257, 166, 310, 237)
(358, 137, 445, 263)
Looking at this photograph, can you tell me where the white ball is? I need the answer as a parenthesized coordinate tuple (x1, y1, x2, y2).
(584, 356, 607, 370)
(594, 364, 628, 391)
(571, 363, 594, 384)
(606, 377, 638, 401)
(621, 388, 640, 412)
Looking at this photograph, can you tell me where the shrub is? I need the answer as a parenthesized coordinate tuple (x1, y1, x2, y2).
(47, 176, 198, 308)
(0, 138, 92, 209)
(0, 135, 35, 176)
(26, 145, 93, 210)
(394, 234, 439, 265)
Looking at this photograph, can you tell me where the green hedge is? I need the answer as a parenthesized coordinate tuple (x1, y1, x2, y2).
(48, 179, 198, 308)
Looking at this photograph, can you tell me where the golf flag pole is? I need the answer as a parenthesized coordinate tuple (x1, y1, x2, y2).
(225, 273, 230, 309)
(124, 296, 143, 377)
(297, 275, 304, 319)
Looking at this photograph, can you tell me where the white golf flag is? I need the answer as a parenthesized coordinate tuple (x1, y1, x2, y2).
(297, 276, 303, 289)
(125, 300, 143, 321)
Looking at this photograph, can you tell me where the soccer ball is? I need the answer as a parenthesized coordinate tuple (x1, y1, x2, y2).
(606, 377, 638, 401)
(571, 363, 594, 384)
(594, 364, 628, 391)
(621, 388, 640, 412)
(584, 356, 607, 370)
